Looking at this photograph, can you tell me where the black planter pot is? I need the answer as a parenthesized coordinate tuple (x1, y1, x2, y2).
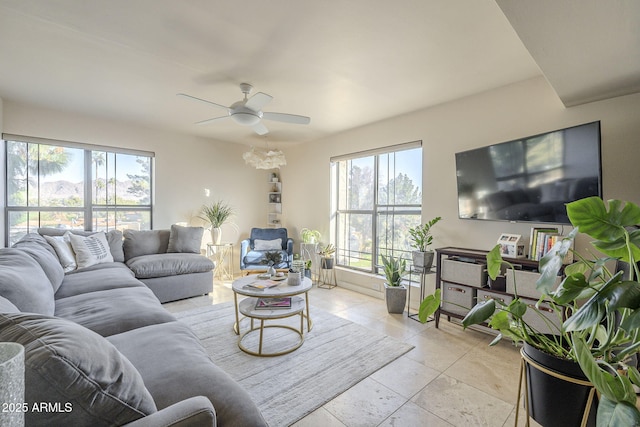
(522, 342, 597, 427)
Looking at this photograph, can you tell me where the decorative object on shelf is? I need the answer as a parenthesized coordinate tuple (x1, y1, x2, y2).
(496, 233, 525, 258)
(270, 172, 279, 182)
(0, 342, 25, 427)
(381, 254, 407, 314)
(408, 216, 442, 272)
(200, 200, 234, 244)
(419, 197, 640, 426)
(243, 146, 287, 169)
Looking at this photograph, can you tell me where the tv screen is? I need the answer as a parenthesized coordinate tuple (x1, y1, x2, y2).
(455, 121, 602, 224)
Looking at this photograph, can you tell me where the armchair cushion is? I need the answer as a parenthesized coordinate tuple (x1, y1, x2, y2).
(254, 238, 282, 251)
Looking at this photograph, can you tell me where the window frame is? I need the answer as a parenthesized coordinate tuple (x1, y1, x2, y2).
(331, 141, 422, 274)
(3, 134, 154, 246)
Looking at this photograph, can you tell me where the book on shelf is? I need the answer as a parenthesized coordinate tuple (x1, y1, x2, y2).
(528, 227, 577, 262)
(255, 297, 292, 310)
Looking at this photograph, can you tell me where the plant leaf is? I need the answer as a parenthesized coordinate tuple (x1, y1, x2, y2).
(596, 397, 640, 427)
(488, 309, 510, 330)
(462, 299, 495, 328)
(537, 229, 578, 294)
(551, 273, 590, 305)
(486, 245, 503, 280)
(418, 289, 441, 323)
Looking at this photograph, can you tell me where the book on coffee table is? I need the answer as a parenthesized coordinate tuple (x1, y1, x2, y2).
(255, 297, 292, 310)
(245, 280, 282, 290)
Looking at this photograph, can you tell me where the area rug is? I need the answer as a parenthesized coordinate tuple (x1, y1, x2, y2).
(174, 301, 414, 426)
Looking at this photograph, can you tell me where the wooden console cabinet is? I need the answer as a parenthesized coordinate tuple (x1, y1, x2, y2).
(434, 247, 562, 334)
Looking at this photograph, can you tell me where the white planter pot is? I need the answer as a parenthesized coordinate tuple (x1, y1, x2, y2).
(210, 227, 222, 245)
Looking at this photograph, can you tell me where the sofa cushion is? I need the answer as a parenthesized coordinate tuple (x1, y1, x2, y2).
(0, 295, 19, 313)
(123, 229, 170, 261)
(38, 228, 125, 263)
(167, 224, 203, 254)
(69, 232, 114, 269)
(0, 249, 54, 316)
(44, 232, 77, 272)
(126, 253, 214, 279)
(254, 238, 282, 251)
(54, 286, 176, 336)
(0, 313, 157, 426)
(54, 262, 142, 300)
(108, 321, 267, 427)
(12, 234, 65, 292)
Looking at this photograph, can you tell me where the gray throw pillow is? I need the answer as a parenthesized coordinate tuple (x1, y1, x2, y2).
(123, 230, 171, 261)
(167, 225, 204, 254)
(12, 234, 65, 292)
(0, 313, 157, 426)
(0, 249, 54, 316)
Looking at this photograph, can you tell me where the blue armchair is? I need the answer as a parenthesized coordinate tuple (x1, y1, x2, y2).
(240, 228, 294, 272)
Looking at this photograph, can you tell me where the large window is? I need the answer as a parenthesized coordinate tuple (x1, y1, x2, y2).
(4, 135, 154, 246)
(332, 141, 422, 273)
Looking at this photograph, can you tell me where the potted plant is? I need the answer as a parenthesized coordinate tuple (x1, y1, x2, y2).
(318, 243, 335, 269)
(300, 228, 321, 244)
(408, 216, 442, 271)
(304, 259, 312, 279)
(200, 200, 234, 245)
(419, 197, 640, 427)
(381, 254, 407, 314)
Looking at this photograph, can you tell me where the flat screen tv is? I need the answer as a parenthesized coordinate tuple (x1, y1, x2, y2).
(455, 121, 602, 224)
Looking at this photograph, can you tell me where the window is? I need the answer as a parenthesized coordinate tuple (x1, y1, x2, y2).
(4, 135, 153, 246)
(331, 141, 422, 273)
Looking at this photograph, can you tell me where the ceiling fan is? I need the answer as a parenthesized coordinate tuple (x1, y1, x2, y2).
(178, 83, 310, 135)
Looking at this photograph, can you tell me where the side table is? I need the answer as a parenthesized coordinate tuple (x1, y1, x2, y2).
(317, 259, 337, 289)
(207, 243, 234, 280)
(408, 266, 433, 321)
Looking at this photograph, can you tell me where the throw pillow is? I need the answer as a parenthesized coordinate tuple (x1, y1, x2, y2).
(254, 238, 282, 251)
(0, 313, 157, 426)
(12, 234, 65, 292)
(167, 224, 204, 254)
(0, 249, 55, 316)
(44, 232, 77, 272)
(69, 232, 114, 269)
(123, 229, 171, 261)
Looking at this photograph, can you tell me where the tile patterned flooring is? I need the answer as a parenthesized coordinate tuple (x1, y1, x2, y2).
(163, 280, 540, 427)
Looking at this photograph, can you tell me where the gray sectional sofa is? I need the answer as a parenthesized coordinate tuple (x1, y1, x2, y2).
(0, 231, 266, 427)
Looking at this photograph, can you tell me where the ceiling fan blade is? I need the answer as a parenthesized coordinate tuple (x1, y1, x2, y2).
(245, 92, 273, 111)
(262, 112, 311, 125)
(251, 122, 269, 135)
(194, 115, 230, 125)
(177, 93, 230, 111)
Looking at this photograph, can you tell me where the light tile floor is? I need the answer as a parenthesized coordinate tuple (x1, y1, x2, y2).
(163, 280, 539, 427)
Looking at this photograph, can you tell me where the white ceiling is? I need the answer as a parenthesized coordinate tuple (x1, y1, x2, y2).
(0, 0, 638, 146)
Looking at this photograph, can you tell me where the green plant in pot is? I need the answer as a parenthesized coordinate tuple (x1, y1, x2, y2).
(262, 251, 283, 276)
(408, 216, 442, 272)
(318, 243, 335, 269)
(300, 228, 321, 244)
(200, 200, 234, 245)
(419, 197, 640, 427)
(381, 254, 407, 314)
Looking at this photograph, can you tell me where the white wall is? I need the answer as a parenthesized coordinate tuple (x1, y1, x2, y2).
(1, 101, 266, 267)
(283, 76, 640, 300)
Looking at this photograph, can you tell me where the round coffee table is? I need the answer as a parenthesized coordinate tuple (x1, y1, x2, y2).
(232, 275, 313, 356)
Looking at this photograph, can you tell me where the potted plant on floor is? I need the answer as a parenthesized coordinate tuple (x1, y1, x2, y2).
(381, 254, 407, 314)
(300, 228, 321, 244)
(318, 243, 336, 269)
(200, 200, 234, 245)
(408, 216, 442, 272)
(419, 197, 640, 427)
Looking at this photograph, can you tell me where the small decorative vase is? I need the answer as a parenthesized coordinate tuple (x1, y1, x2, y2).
(210, 227, 222, 245)
(267, 265, 276, 276)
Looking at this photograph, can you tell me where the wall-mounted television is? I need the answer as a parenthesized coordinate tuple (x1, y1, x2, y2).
(455, 121, 602, 224)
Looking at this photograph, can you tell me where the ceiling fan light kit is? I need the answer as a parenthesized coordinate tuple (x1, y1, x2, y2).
(178, 83, 310, 135)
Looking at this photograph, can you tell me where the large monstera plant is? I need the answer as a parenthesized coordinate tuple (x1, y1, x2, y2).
(419, 197, 640, 426)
